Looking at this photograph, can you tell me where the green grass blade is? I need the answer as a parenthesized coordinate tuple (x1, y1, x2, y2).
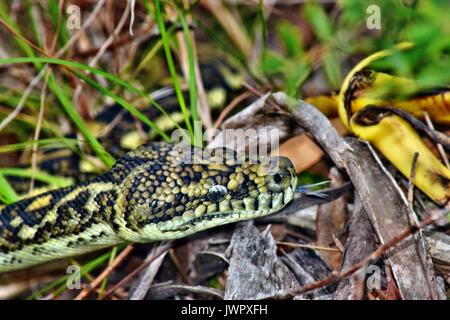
(26, 244, 127, 300)
(98, 245, 118, 295)
(48, 0, 69, 47)
(153, 0, 194, 143)
(0, 168, 73, 188)
(72, 71, 171, 142)
(0, 173, 20, 204)
(258, 0, 268, 55)
(176, 5, 201, 146)
(0, 57, 182, 140)
(0, 137, 79, 153)
(128, 40, 163, 79)
(0, 4, 38, 64)
(26, 1, 44, 48)
(47, 73, 116, 168)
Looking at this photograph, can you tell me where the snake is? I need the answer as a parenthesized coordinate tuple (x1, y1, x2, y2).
(0, 142, 297, 273)
(5, 60, 245, 194)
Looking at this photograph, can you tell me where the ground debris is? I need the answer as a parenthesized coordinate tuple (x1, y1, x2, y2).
(224, 222, 299, 300)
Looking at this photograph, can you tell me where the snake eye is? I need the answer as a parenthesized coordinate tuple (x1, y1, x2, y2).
(273, 173, 283, 184)
(207, 185, 228, 202)
(265, 173, 292, 193)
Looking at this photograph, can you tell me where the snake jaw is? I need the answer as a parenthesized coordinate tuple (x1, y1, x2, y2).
(155, 182, 296, 235)
(142, 154, 298, 237)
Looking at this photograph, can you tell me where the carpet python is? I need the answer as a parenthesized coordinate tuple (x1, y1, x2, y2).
(7, 61, 244, 194)
(0, 142, 296, 273)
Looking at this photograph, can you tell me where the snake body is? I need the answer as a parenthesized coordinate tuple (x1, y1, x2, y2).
(0, 142, 296, 272)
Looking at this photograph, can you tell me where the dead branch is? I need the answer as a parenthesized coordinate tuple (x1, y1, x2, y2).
(332, 196, 376, 300)
(99, 243, 172, 300)
(272, 92, 443, 300)
(129, 249, 168, 300)
(274, 212, 441, 299)
(224, 223, 299, 300)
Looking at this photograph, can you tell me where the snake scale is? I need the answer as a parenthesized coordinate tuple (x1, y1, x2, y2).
(0, 142, 296, 273)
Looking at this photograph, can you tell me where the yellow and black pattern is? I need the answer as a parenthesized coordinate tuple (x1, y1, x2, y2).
(0, 142, 296, 272)
(7, 61, 245, 194)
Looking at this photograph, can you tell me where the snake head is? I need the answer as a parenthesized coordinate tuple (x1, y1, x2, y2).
(115, 143, 297, 241)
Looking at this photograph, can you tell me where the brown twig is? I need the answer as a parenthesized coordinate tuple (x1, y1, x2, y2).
(242, 82, 281, 110)
(47, 0, 64, 55)
(29, 71, 49, 193)
(213, 91, 253, 129)
(99, 243, 172, 300)
(406, 152, 438, 300)
(274, 212, 440, 299)
(407, 152, 419, 226)
(168, 249, 191, 285)
(201, 0, 252, 58)
(74, 245, 134, 300)
(332, 197, 375, 300)
(0, 16, 47, 57)
(172, 1, 213, 132)
(276, 241, 340, 253)
(242, 82, 265, 97)
(423, 111, 450, 168)
(129, 249, 168, 300)
(73, 0, 132, 109)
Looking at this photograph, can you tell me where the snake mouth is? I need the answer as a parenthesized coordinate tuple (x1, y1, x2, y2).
(156, 185, 296, 233)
